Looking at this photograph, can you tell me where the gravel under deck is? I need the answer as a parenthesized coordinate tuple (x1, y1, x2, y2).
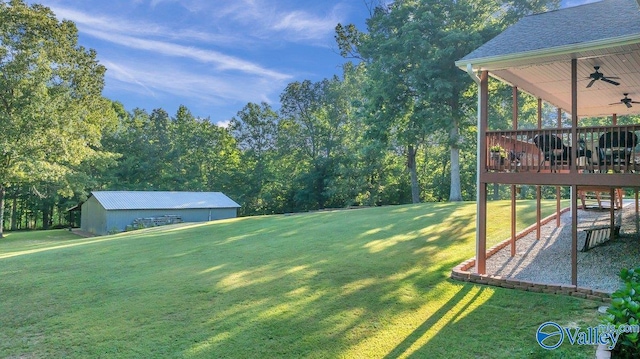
(471, 202, 640, 293)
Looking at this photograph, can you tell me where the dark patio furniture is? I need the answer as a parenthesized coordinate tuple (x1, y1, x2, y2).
(597, 131, 638, 170)
(533, 134, 592, 172)
(533, 134, 570, 172)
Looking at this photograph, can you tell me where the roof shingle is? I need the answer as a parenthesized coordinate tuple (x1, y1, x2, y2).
(459, 0, 640, 63)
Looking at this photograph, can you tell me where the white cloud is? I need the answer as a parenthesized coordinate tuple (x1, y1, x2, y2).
(31, 0, 354, 121)
(103, 61, 157, 97)
(51, 6, 244, 46)
(50, 1, 348, 51)
(149, 0, 210, 12)
(102, 59, 282, 107)
(47, 5, 291, 81)
(82, 27, 291, 81)
(269, 8, 343, 42)
(148, 0, 348, 44)
(216, 120, 231, 128)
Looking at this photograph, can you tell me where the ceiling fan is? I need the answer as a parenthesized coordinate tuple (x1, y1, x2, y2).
(586, 66, 620, 88)
(610, 93, 640, 108)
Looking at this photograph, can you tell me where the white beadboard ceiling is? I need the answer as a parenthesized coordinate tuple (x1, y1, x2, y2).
(486, 42, 640, 118)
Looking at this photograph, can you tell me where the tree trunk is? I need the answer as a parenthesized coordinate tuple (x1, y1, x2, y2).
(0, 185, 5, 238)
(408, 145, 420, 203)
(42, 203, 52, 230)
(449, 123, 463, 202)
(10, 189, 17, 231)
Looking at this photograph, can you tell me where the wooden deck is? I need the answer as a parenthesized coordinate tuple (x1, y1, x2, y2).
(483, 125, 640, 187)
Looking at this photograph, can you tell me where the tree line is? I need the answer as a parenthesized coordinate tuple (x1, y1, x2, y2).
(8, 0, 636, 234)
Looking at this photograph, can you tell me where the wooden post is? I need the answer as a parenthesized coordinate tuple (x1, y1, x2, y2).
(571, 59, 578, 175)
(536, 186, 542, 240)
(537, 98, 542, 128)
(634, 187, 640, 235)
(511, 187, 516, 256)
(571, 59, 578, 287)
(557, 187, 562, 227)
(571, 184, 578, 286)
(536, 99, 542, 240)
(611, 188, 616, 240)
(513, 87, 519, 129)
(477, 70, 489, 275)
(557, 107, 562, 227)
(478, 183, 487, 274)
(511, 87, 518, 256)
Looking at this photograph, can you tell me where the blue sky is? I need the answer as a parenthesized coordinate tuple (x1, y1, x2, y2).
(29, 0, 596, 126)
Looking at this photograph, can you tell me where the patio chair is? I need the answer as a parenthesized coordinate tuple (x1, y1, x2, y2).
(533, 134, 570, 172)
(597, 131, 638, 170)
(508, 150, 524, 164)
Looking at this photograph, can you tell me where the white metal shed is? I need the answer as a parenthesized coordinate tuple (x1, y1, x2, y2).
(80, 191, 240, 235)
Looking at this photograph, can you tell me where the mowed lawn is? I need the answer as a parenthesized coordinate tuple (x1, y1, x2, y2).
(0, 201, 599, 358)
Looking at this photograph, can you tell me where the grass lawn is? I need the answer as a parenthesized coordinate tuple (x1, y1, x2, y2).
(0, 200, 601, 358)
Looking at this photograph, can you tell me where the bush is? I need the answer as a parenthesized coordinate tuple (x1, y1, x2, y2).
(605, 267, 640, 358)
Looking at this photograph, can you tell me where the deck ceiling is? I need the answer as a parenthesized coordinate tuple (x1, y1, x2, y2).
(482, 42, 640, 118)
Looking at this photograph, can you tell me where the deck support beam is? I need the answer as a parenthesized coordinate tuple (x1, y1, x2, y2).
(571, 184, 578, 286)
(634, 187, 640, 233)
(477, 70, 489, 275)
(571, 58, 578, 287)
(536, 186, 541, 240)
(611, 188, 616, 240)
(557, 108, 562, 227)
(536, 99, 542, 240)
(511, 87, 518, 256)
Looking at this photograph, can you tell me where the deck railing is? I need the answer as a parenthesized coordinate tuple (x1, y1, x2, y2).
(486, 125, 640, 173)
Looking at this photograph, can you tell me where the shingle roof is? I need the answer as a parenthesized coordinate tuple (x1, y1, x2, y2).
(91, 191, 241, 210)
(459, 0, 640, 63)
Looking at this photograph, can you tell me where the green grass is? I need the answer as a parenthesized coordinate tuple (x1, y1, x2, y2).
(0, 201, 599, 358)
(0, 228, 81, 253)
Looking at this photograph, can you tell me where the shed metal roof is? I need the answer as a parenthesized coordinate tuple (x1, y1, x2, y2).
(90, 191, 241, 210)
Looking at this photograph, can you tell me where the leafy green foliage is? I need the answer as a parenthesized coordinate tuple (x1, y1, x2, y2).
(0, 0, 116, 235)
(100, 105, 241, 195)
(3, 0, 606, 229)
(605, 267, 640, 358)
(335, 0, 560, 202)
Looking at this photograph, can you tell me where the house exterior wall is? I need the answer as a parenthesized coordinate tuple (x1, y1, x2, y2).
(80, 196, 108, 235)
(83, 207, 238, 236)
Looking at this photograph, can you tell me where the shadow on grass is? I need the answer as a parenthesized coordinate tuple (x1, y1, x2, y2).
(382, 284, 490, 358)
(398, 287, 599, 359)
(0, 202, 594, 358)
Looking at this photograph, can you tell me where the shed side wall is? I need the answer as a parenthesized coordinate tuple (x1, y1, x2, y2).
(105, 208, 238, 233)
(81, 197, 107, 235)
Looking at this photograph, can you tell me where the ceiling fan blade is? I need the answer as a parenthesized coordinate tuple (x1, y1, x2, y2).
(631, 101, 640, 104)
(609, 102, 621, 105)
(625, 102, 632, 108)
(601, 77, 620, 86)
(586, 79, 596, 88)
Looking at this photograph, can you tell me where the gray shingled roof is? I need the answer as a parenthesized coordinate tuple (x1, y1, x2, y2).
(459, 0, 640, 63)
(91, 191, 241, 210)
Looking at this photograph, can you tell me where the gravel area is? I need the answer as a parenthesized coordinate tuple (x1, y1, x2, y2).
(472, 201, 640, 293)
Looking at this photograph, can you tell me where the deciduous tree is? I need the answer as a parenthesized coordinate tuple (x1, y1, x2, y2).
(0, 0, 116, 236)
(336, 0, 559, 202)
